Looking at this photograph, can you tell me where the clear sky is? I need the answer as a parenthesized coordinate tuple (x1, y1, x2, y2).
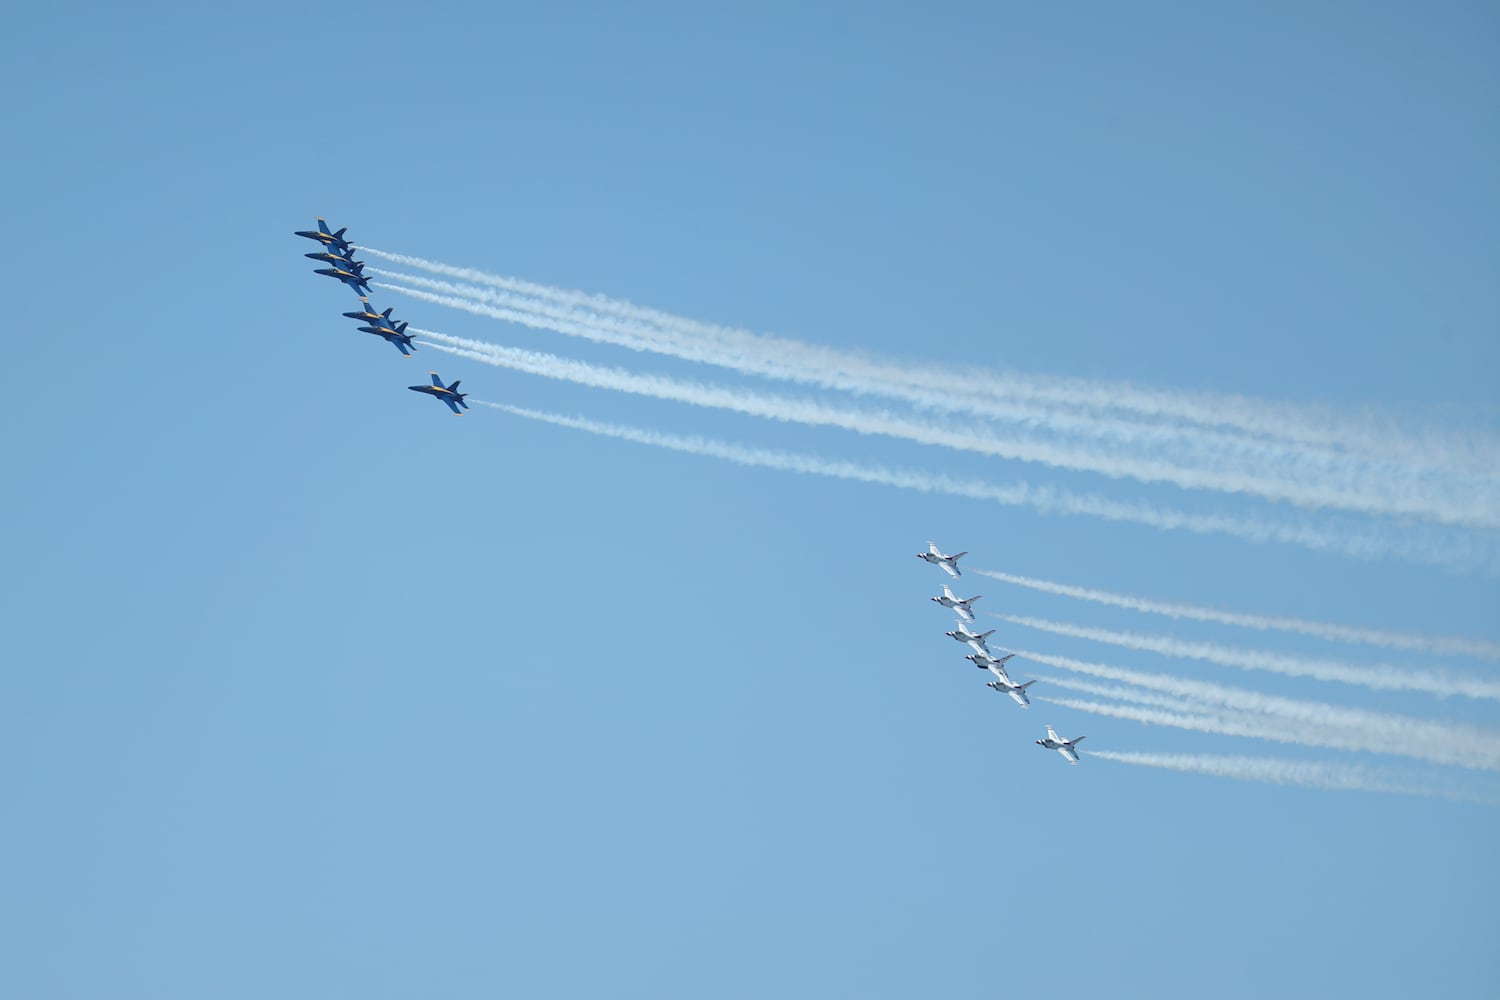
(3, 2, 1497, 997)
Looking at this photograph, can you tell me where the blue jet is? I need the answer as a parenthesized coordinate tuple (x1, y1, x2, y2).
(314, 257, 371, 295)
(294, 217, 353, 255)
(409, 372, 469, 414)
(343, 300, 416, 357)
(305, 247, 359, 266)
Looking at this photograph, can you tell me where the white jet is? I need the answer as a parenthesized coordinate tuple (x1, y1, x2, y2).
(1036, 725, 1086, 765)
(966, 651, 1017, 679)
(986, 675, 1037, 709)
(945, 622, 997, 656)
(917, 542, 968, 579)
(931, 584, 980, 622)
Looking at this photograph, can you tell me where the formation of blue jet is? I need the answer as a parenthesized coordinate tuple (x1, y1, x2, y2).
(297, 217, 472, 414)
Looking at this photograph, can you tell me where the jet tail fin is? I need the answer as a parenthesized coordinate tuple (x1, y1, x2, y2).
(951, 551, 968, 562)
(1069, 735, 1086, 745)
(1018, 680, 1037, 690)
(979, 629, 995, 640)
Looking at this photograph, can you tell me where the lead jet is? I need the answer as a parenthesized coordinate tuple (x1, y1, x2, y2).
(409, 371, 469, 414)
(1036, 725, 1085, 765)
(314, 257, 371, 294)
(986, 675, 1036, 709)
(294, 217, 353, 255)
(343, 300, 415, 356)
(917, 541, 967, 579)
(931, 584, 980, 622)
(945, 622, 996, 656)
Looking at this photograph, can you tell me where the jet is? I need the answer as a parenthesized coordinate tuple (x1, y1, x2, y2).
(305, 247, 360, 266)
(931, 584, 980, 622)
(294, 217, 353, 255)
(343, 299, 391, 325)
(986, 675, 1037, 709)
(409, 371, 469, 414)
(1036, 725, 1086, 765)
(945, 622, 997, 656)
(917, 541, 967, 579)
(966, 651, 1016, 678)
(344, 300, 415, 356)
(361, 322, 416, 357)
(314, 257, 371, 294)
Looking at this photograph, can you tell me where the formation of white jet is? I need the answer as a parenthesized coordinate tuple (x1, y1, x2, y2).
(919, 541, 1082, 761)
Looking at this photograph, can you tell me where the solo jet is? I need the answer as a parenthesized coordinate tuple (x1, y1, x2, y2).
(945, 622, 997, 656)
(1036, 725, 1086, 765)
(314, 257, 371, 295)
(344, 300, 414, 356)
(966, 651, 1016, 677)
(294, 217, 353, 255)
(986, 675, 1036, 709)
(409, 371, 469, 414)
(931, 584, 980, 622)
(917, 542, 967, 579)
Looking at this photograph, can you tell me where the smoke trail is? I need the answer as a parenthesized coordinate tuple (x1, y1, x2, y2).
(1035, 695, 1500, 771)
(471, 400, 1493, 570)
(995, 613, 1500, 701)
(974, 568, 1500, 661)
(1017, 649, 1500, 769)
(380, 278, 1500, 532)
(363, 248, 1500, 479)
(1087, 751, 1498, 803)
(414, 330, 1495, 528)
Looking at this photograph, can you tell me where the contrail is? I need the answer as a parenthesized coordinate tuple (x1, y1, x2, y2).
(994, 613, 1500, 701)
(362, 248, 1500, 480)
(973, 568, 1500, 662)
(470, 400, 1493, 570)
(1034, 695, 1500, 771)
(1086, 751, 1499, 803)
(1020, 651, 1500, 769)
(380, 277, 1500, 532)
(414, 329, 1495, 528)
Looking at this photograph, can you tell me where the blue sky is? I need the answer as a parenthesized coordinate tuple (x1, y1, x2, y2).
(3, 2, 1497, 996)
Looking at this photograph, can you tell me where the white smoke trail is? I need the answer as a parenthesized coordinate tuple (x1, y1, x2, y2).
(414, 330, 1495, 528)
(1035, 694, 1500, 771)
(1021, 652, 1500, 769)
(469, 400, 1492, 570)
(1086, 751, 1497, 803)
(974, 568, 1500, 662)
(363, 248, 1500, 479)
(381, 278, 1500, 532)
(995, 613, 1500, 701)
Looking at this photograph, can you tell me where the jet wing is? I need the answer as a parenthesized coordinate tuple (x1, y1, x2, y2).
(953, 604, 975, 622)
(430, 373, 445, 387)
(940, 562, 961, 579)
(1008, 689, 1030, 708)
(1046, 726, 1061, 743)
(1059, 746, 1081, 765)
(986, 662, 1011, 682)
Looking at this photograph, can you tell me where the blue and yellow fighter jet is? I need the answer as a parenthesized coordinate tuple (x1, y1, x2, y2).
(343, 300, 416, 357)
(305, 247, 358, 266)
(314, 257, 372, 295)
(409, 372, 469, 414)
(294, 217, 353, 255)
